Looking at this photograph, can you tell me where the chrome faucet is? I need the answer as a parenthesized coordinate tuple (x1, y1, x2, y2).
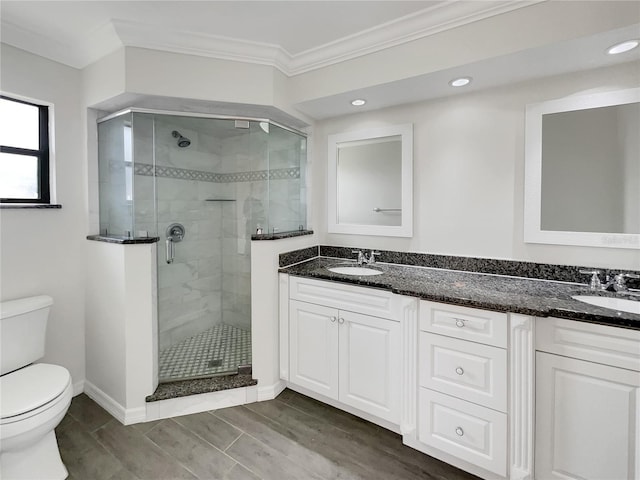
(603, 273, 640, 292)
(352, 250, 366, 265)
(366, 250, 381, 265)
(580, 269, 640, 292)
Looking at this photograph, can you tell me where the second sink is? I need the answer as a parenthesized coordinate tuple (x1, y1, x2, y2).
(572, 295, 640, 315)
(327, 265, 383, 276)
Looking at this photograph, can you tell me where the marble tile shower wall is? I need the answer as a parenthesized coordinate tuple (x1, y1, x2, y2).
(147, 116, 233, 349)
(134, 116, 272, 348)
(99, 114, 305, 350)
(218, 132, 264, 332)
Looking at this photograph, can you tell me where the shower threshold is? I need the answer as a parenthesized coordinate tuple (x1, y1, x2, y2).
(146, 370, 257, 402)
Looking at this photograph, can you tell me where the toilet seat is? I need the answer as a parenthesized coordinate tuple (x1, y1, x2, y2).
(1, 364, 71, 423)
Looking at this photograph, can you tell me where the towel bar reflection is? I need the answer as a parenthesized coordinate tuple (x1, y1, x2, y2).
(373, 207, 402, 212)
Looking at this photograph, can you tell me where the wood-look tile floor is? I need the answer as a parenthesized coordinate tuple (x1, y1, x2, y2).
(57, 389, 480, 480)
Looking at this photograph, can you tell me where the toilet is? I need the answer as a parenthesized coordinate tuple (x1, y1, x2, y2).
(0, 295, 72, 480)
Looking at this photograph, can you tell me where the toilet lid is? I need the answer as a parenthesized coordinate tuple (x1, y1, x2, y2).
(0, 363, 71, 419)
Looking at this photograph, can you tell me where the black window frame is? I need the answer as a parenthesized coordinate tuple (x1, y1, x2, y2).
(0, 95, 51, 204)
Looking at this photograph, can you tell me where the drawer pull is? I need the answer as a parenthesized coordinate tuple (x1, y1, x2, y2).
(455, 427, 464, 436)
(455, 367, 464, 375)
(330, 316, 337, 323)
(338, 317, 345, 324)
(455, 319, 465, 328)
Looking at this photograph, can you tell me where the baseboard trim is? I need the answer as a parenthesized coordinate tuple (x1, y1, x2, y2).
(257, 380, 286, 401)
(83, 381, 127, 424)
(72, 379, 85, 396)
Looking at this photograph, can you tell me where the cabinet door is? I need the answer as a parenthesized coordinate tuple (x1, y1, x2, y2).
(536, 352, 640, 480)
(338, 310, 400, 424)
(289, 300, 339, 399)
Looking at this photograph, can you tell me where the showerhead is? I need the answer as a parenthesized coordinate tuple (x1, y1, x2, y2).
(172, 130, 191, 148)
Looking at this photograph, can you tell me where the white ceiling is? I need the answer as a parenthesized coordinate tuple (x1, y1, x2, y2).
(2, 1, 639, 121)
(0, 0, 538, 74)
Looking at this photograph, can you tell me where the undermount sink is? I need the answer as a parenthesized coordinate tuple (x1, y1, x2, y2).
(327, 265, 383, 276)
(572, 295, 640, 315)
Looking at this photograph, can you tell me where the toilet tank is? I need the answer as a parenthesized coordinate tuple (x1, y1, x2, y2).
(0, 295, 53, 375)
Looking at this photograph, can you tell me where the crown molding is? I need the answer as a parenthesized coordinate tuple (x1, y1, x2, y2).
(286, 0, 544, 75)
(112, 19, 292, 74)
(1, 18, 121, 69)
(1, 20, 83, 68)
(1, 1, 542, 74)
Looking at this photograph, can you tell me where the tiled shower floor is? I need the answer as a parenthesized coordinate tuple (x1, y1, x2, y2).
(159, 324, 251, 382)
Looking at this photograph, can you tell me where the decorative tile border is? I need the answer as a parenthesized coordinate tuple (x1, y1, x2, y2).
(134, 162, 300, 184)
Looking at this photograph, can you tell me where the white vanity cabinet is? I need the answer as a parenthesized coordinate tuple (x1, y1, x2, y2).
(289, 299, 401, 422)
(415, 301, 510, 478)
(281, 275, 413, 428)
(535, 317, 640, 480)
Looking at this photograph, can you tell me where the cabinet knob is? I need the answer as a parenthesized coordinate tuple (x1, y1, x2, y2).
(455, 367, 464, 375)
(330, 316, 337, 323)
(338, 317, 345, 324)
(455, 319, 465, 328)
(455, 427, 464, 436)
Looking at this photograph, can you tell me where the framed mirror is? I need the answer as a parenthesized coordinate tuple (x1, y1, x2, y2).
(328, 124, 413, 237)
(524, 88, 640, 249)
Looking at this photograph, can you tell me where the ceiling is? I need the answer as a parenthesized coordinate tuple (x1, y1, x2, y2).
(0, 1, 538, 74)
(1, 1, 638, 121)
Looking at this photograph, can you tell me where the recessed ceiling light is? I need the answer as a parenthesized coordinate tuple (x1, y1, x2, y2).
(351, 99, 366, 106)
(607, 40, 639, 55)
(449, 77, 472, 87)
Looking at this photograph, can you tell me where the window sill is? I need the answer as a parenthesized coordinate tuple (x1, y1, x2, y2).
(0, 204, 62, 209)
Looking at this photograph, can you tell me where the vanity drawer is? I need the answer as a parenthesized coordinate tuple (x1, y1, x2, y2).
(290, 276, 396, 319)
(419, 333, 507, 412)
(536, 317, 640, 372)
(419, 300, 508, 348)
(419, 388, 507, 477)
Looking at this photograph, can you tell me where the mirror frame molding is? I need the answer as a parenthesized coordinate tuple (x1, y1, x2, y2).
(328, 123, 413, 237)
(524, 87, 640, 250)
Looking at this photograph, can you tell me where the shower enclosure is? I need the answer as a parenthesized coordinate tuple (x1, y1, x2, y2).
(97, 110, 307, 383)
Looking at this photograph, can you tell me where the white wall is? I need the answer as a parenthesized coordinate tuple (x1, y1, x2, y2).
(250, 234, 317, 399)
(85, 241, 156, 423)
(313, 62, 640, 270)
(124, 47, 277, 106)
(0, 44, 86, 390)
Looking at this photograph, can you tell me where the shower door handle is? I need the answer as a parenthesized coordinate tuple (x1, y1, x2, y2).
(166, 238, 175, 264)
(165, 223, 185, 264)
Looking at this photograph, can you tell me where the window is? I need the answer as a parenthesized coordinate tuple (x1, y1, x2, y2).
(0, 95, 50, 203)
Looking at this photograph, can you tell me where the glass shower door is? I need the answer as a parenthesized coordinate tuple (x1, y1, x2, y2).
(150, 115, 266, 382)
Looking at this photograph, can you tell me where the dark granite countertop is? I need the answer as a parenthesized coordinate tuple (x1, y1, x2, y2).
(87, 234, 160, 244)
(251, 229, 313, 241)
(280, 257, 640, 330)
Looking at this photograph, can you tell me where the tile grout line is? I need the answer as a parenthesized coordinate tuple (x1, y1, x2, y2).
(142, 418, 214, 480)
(220, 433, 266, 480)
(221, 404, 330, 480)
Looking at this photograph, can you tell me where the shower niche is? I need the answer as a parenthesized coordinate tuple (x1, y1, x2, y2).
(97, 110, 307, 383)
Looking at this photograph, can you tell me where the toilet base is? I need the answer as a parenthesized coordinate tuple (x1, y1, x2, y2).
(0, 429, 68, 480)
